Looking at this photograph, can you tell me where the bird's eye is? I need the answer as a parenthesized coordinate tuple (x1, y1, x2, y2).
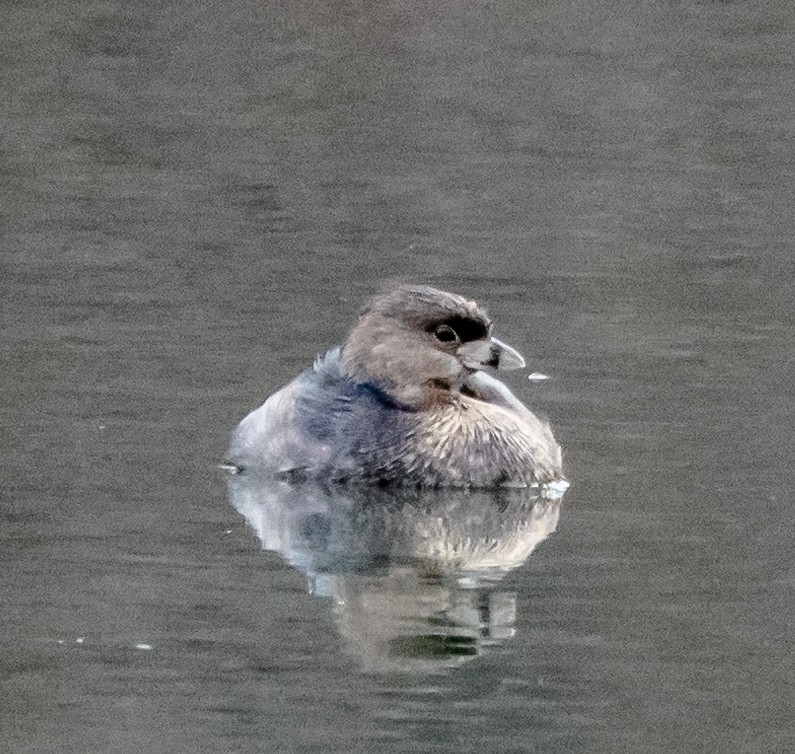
(434, 324, 459, 343)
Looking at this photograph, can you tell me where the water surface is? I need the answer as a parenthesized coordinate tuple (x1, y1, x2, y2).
(1, 0, 793, 752)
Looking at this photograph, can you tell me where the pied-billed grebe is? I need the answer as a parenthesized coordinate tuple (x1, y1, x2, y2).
(226, 285, 562, 487)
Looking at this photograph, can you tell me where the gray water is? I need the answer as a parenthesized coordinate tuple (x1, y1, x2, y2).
(2, 0, 793, 752)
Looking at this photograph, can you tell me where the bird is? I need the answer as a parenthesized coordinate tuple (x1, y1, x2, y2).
(226, 285, 562, 487)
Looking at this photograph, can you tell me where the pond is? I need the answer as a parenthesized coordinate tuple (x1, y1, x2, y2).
(1, 0, 793, 752)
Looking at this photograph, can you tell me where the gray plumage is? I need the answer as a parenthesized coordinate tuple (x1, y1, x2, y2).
(227, 285, 563, 487)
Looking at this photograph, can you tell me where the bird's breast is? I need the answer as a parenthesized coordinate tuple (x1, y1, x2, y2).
(360, 396, 561, 486)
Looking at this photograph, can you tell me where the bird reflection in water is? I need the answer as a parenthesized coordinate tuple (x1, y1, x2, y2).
(226, 474, 568, 674)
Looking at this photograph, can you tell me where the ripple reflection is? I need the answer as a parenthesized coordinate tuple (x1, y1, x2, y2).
(227, 476, 568, 673)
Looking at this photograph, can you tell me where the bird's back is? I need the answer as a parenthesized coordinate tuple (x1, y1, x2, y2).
(228, 349, 400, 478)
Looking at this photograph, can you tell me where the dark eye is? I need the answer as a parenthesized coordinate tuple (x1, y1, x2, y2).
(434, 324, 459, 343)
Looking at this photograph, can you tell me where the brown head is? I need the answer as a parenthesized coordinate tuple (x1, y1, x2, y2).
(340, 285, 525, 409)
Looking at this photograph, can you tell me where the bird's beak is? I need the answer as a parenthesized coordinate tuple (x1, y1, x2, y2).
(458, 337, 526, 371)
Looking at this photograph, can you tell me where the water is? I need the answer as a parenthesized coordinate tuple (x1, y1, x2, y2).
(2, 0, 793, 751)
